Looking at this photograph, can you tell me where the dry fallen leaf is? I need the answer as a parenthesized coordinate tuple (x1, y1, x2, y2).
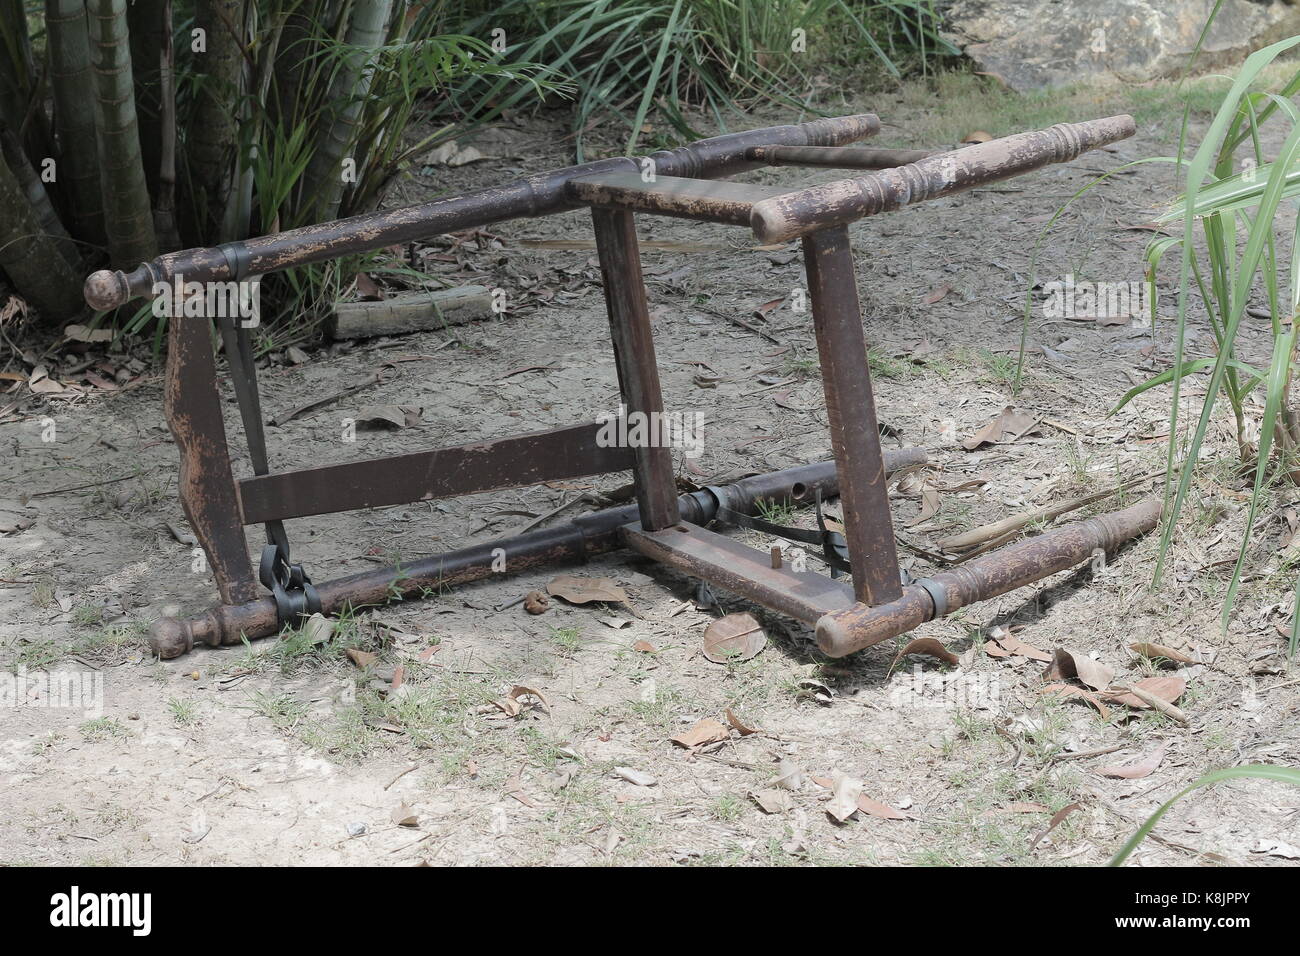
(1041, 682, 1113, 718)
(670, 717, 730, 749)
(354, 404, 422, 429)
(508, 684, 551, 714)
(1028, 802, 1083, 850)
(546, 574, 629, 605)
(724, 707, 760, 736)
(613, 766, 656, 787)
(503, 773, 537, 807)
(1098, 743, 1167, 779)
(984, 628, 1052, 662)
(1043, 647, 1115, 691)
(391, 804, 419, 827)
(825, 771, 864, 823)
(892, 636, 959, 668)
(857, 794, 908, 820)
(1103, 676, 1186, 709)
(751, 788, 794, 814)
(702, 612, 767, 663)
(921, 283, 953, 305)
(346, 648, 377, 670)
(962, 406, 1042, 450)
(1129, 642, 1194, 665)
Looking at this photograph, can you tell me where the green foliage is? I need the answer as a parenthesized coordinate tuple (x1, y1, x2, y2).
(446, 0, 955, 158)
(1134, 36, 1300, 652)
(1110, 764, 1300, 865)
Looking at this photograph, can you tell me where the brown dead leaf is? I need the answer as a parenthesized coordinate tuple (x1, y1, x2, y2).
(1129, 642, 1194, 665)
(1043, 647, 1114, 691)
(857, 794, 908, 820)
(825, 771, 864, 823)
(985, 629, 1052, 662)
(670, 717, 730, 749)
(892, 636, 959, 667)
(962, 406, 1041, 450)
(508, 684, 551, 714)
(354, 404, 422, 429)
(503, 773, 537, 807)
(1041, 682, 1113, 718)
(702, 612, 766, 663)
(921, 283, 953, 305)
(751, 788, 794, 814)
(546, 574, 628, 605)
(1029, 802, 1083, 850)
(345, 648, 377, 670)
(391, 804, 419, 827)
(724, 707, 759, 736)
(488, 696, 523, 718)
(1102, 676, 1186, 710)
(1098, 743, 1167, 779)
(354, 272, 384, 300)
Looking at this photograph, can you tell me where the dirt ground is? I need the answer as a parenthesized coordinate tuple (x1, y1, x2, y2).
(3, 74, 1299, 867)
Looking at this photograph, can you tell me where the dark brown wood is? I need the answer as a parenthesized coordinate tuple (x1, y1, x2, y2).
(746, 145, 939, 170)
(568, 173, 789, 225)
(815, 499, 1163, 657)
(591, 207, 680, 531)
(750, 114, 1137, 243)
(165, 317, 258, 605)
(84, 114, 882, 310)
(622, 521, 854, 624)
(802, 226, 902, 606)
(238, 421, 634, 524)
(149, 457, 882, 657)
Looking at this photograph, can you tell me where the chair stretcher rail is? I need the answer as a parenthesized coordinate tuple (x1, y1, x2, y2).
(749, 114, 1135, 243)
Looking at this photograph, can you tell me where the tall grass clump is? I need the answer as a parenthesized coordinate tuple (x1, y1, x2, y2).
(443, 0, 956, 158)
(1111, 27, 1300, 655)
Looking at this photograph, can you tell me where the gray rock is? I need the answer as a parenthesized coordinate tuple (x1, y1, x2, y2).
(942, 0, 1300, 90)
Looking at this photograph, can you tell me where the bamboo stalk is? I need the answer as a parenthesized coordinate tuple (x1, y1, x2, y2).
(45, 0, 105, 245)
(184, 0, 245, 242)
(0, 149, 83, 318)
(299, 0, 392, 223)
(86, 0, 158, 267)
(0, 122, 78, 268)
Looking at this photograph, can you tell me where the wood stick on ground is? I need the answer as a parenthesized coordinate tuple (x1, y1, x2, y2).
(327, 286, 493, 340)
(938, 470, 1160, 553)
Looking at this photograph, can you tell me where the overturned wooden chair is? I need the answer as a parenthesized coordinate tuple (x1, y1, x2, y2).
(83, 111, 1160, 660)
